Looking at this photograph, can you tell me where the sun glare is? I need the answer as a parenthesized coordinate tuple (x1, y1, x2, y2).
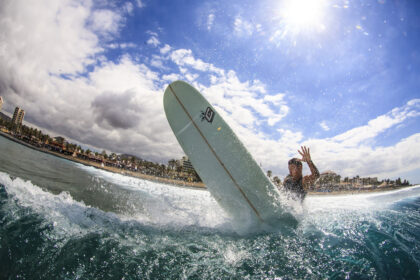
(279, 0, 328, 34)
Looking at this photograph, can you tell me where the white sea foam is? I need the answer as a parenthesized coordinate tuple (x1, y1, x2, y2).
(0, 171, 101, 239)
(304, 185, 420, 213)
(1, 166, 419, 237)
(74, 163, 233, 228)
(0, 170, 233, 234)
(75, 163, 420, 227)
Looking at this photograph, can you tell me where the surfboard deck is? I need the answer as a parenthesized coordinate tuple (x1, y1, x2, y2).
(163, 81, 282, 225)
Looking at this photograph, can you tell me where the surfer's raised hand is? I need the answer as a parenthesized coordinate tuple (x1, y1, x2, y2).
(298, 146, 320, 190)
(298, 146, 311, 163)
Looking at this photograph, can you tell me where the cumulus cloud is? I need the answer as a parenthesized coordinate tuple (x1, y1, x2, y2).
(92, 90, 140, 130)
(0, 0, 181, 161)
(89, 9, 123, 38)
(201, 71, 289, 128)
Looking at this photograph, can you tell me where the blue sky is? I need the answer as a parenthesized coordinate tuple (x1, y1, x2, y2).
(113, 0, 419, 142)
(0, 0, 419, 183)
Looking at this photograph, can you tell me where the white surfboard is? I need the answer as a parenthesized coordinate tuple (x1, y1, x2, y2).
(163, 81, 283, 225)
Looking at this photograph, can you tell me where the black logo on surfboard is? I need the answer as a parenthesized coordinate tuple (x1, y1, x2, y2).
(201, 107, 215, 123)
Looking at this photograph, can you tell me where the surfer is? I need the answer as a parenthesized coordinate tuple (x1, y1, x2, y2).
(283, 146, 320, 201)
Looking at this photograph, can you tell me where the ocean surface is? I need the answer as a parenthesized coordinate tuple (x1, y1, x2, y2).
(0, 135, 419, 280)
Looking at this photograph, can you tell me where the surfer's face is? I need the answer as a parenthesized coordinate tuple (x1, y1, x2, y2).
(289, 163, 302, 179)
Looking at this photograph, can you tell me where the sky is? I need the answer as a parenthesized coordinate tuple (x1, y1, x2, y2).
(0, 0, 419, 183)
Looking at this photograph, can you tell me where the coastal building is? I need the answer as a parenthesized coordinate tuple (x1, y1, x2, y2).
(12, 107, 25, 126)
(316, 170, 341, 187)
(0, 96, 3, 112)
(179, 156, 195, 173)
(361, 177, 378, 185)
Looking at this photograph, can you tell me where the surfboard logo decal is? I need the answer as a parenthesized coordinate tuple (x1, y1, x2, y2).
(201, 107, 215, 123)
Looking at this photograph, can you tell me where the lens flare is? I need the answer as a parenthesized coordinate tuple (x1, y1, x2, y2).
(279, 0, 328, 34)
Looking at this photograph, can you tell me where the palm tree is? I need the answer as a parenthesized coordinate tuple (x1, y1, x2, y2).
(267, 170, 272, 178)
(168, 159, 177, 170)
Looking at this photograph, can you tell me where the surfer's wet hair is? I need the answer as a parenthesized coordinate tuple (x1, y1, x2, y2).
(288, 158, 302, 167)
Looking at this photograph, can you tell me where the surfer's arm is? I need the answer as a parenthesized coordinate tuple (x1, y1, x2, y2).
(298, 146, 320, 188)
(303, 160, 320, 187)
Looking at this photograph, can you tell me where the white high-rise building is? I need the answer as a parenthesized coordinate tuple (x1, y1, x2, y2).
(12, 107, 25, 126)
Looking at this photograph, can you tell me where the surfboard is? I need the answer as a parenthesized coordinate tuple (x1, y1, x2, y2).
(163, 81, 282, 225)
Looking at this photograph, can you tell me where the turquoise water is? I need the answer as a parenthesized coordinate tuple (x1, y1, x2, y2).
(0, 135, 419, 279)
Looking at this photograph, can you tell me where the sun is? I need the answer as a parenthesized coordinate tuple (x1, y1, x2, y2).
(279, 0, 328, 34)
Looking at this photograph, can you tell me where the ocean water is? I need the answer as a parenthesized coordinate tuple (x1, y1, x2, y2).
(0, 136, 419, 279)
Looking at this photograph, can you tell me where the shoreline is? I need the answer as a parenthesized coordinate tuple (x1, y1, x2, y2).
(0, 131, 413, 195)
(307, 185, 411, 196)
(0, 131, 206, 189)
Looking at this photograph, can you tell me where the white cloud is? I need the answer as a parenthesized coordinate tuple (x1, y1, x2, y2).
(107, 42, 136, 50)
(207, 13, 215, 30)
(332, 99, 420, 147)
(108, 43, 119, 49)
(234, 16, 254, 37)
(160, 44, 171, 54)
(120, 43, 137, 49)
(89, 9, 123, 37)
(147, 36, 160, 47)
(150, 59, 164, 69)
(263, 94, 285, 106)
(255, 23, 263, 33)
(123, 2, 134, 15)
(300, 100, 420, 178)
(0, 0, 182, 161)
(319, 121, 330, 131)
(0, 0, 102, 77)
(150, 55, 169, 70)
(136, 0, 145, 8)
(162, 73, 181, 82)
(170, 49, 219, 72)
(198, 70, 289, 128)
